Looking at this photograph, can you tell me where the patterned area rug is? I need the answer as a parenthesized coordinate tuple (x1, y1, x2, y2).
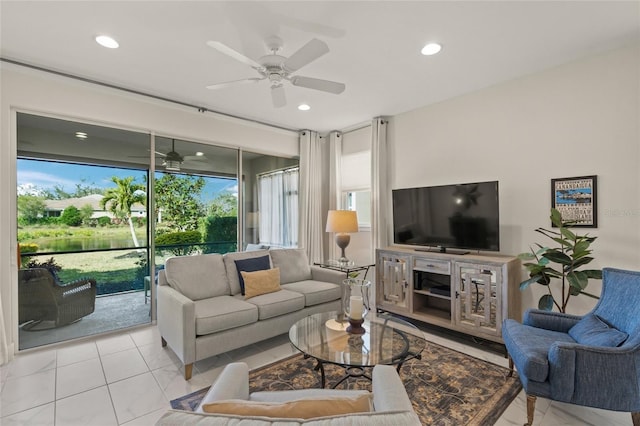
(171, 341, 521, 425)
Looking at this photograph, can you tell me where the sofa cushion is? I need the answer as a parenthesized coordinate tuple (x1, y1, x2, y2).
(281, 280, 341, 307)
(269, 249, 312, 284)
(569, 314, 628, 347)
(235, 255, 271, 295)
(243, 268, 282, 299)
(195, 296, 258, 336)
(240, 289, 305, 320)
(165, 254, 230, 301)
(224, 250, 271, 295)
(202, 394, 372, 419)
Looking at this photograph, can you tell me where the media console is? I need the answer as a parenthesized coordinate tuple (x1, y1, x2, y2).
(376, 246, 521, 343)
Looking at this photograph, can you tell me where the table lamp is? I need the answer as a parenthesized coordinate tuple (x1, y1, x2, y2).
(326, 210, 358, 263)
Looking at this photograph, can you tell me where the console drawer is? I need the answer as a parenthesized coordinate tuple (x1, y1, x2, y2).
(413, 258, 451, 275)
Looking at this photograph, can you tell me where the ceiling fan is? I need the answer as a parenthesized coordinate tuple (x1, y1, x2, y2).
(130, 139, 207, 172)
(205, 36, 346, 108)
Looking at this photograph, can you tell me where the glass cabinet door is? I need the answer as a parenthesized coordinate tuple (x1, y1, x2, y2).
(376, 252, 411, 312)
(454, 263, 502, 336)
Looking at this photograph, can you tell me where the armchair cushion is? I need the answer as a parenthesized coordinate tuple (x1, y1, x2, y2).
(235, 255, 271, 295)
(568, 314, 628, 347)
(502, 318, 575, 382)
(202, 394, 372, 419)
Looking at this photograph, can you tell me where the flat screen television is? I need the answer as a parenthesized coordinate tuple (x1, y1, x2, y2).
(392, 181, 500, 252)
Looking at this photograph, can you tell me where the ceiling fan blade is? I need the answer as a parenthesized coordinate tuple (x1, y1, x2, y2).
(206, 77, 264, 90)
(290, 76, 345, 94)
(206, 41, 263, 69)
(183, 155, 208, 161)
(271, 85, 286, 108)
(283, 38, 329, 72)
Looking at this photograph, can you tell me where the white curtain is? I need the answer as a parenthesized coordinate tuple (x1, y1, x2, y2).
(371, 117, 389, 257)
(0, 291, 8, 365)
(327, 131, 343, 260)
(257, 167, 299, 247)
(298, 130, 324, 263)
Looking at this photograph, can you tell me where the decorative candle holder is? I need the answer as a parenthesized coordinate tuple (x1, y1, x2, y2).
(342, 278, 371, 334)
(346, 317, 365, 335)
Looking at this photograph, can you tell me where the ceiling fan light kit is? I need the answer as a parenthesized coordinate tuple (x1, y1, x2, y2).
(206, 36, 346, 108)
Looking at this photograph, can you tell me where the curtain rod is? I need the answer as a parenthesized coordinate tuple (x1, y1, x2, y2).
(1, 57, 298, 133)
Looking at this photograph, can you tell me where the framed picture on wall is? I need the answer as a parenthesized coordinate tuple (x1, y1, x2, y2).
(551, 175, 598, 227)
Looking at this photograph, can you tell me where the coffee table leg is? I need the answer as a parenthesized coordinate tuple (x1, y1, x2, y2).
(312, 358, 326, 388)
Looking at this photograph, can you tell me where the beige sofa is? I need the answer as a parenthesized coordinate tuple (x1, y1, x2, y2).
(157, 248, 344, 380)
(156, 361, 421, 425)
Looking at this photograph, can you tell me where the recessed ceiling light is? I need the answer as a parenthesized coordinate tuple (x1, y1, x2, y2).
(95, 35, 119, 49)
(195, 151, 204, 157)
(421, 42, 442, 56)
(298, 104, 311, 111)
(75, 131, 88, 140)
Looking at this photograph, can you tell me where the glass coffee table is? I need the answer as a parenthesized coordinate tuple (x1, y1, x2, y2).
(289, 311, 425, 388)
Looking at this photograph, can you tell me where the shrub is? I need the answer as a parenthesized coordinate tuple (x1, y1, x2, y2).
(60, 206, 83, 226)
(201, 215, 237, 254)
(19, 243, 38, 253)
(155, 230, 202, 256)
(97, 216, 112, 227)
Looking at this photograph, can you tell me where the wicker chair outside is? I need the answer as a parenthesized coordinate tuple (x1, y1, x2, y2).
(19, 268, 97, 330)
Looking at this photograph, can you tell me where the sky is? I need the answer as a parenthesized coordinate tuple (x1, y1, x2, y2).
(17, 159, 237, 202)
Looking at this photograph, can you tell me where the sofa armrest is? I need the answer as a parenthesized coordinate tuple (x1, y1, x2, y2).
(523, 309, 582, 333)
(157, 284, 196, 366)
(310, 266, 346, 286)
(371, 364, 414, 413)
(196, 362, 250, 413)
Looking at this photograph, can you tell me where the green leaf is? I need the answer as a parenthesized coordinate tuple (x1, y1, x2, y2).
(517, 252, 536, 261)
(569, 286, 582, 296)
(567, 270, 588, 290)
(560, 227, 576, 241)
(543, 251, 572, 265)
(584, 269, 603, 280)
(571, 257, 594, 269)
(550, 209, 563, 227)
(520, 276, 542, 290)
(538, 294, 554, 311)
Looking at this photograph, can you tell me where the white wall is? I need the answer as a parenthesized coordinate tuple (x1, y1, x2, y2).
(388, 44, 640, 316)
(0, 65, 299, 358)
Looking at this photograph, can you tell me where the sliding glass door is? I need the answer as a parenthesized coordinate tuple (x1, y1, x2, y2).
(17, 113, 152, 349)
(16, 112, 299, 350)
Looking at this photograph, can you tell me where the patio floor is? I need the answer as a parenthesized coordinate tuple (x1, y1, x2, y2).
(19, 290, 151, 350)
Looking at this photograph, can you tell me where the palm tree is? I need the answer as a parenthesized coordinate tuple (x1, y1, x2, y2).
(101, 176, 146, 247)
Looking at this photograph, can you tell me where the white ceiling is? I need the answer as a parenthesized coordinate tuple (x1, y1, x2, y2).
(1, 1, 639, 133)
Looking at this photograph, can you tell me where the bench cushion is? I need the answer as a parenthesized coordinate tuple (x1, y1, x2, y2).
(281, 281, 341, 307)
(195, 296, 258, 335)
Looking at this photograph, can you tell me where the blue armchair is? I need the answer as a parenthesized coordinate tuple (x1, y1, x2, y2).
(503, 267, 640, 426)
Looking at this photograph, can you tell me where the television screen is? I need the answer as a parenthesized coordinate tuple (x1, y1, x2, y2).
(392, 181, 500, 252)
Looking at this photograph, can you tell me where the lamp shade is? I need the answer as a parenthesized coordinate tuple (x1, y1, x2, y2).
(326, 210, 358, 233)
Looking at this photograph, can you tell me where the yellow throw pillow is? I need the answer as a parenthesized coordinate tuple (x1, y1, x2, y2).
(242, 268, 281, 299)
(202, 394, 372, 419)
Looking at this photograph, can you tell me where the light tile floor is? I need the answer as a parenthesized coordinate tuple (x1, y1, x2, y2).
(0, 324, 634, 425)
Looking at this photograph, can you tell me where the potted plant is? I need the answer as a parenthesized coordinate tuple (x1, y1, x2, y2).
(518, 208, 602, 312)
